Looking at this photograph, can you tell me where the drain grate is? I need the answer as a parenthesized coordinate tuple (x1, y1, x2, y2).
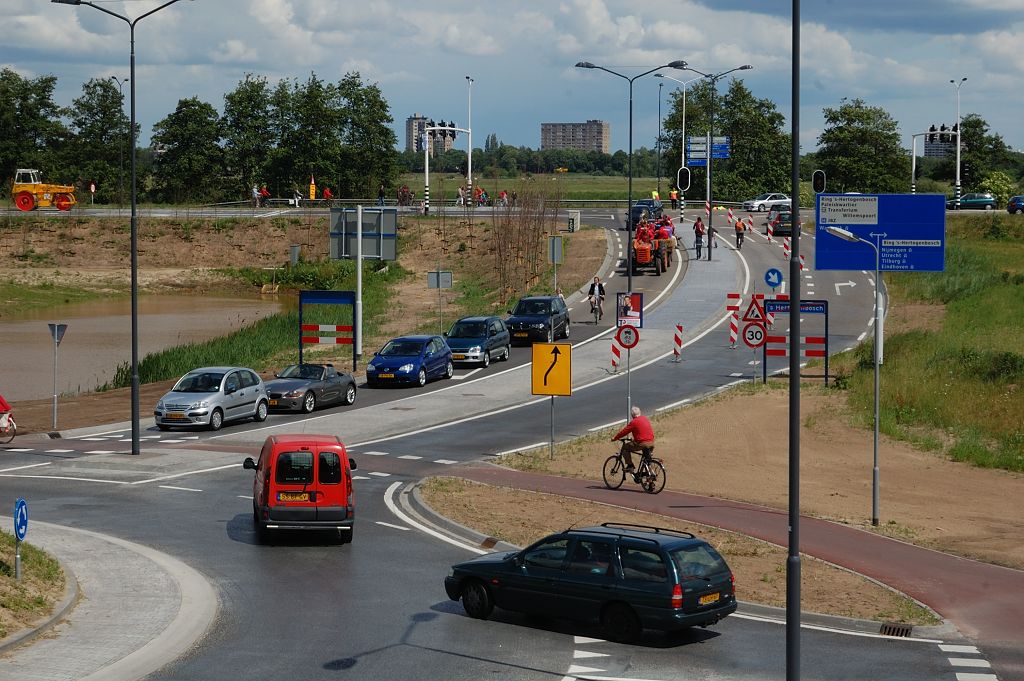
(879, 622, 913, 637)
(389, 406, 415, 411)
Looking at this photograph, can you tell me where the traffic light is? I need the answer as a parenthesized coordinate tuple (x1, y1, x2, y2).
(952, 123, 959, 139)
(939, 124, 948, 142)
(812, 169, 826, 194)
(928, 125, 937, 143)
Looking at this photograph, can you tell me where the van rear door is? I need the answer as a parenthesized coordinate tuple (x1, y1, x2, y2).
(269, 447, 317, 523)
(313, 445, 352, 523)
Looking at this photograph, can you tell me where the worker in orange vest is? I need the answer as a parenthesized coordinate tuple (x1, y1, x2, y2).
(734, 218, 746, 249)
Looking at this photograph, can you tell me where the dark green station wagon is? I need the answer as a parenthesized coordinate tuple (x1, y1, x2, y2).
(444, 523, 736, 641)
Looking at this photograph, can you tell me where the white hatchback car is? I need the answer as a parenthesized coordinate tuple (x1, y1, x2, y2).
(742, 193, 790, 212)
(154, 366, 269, 431)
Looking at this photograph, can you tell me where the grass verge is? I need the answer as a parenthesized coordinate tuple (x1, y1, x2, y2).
(0, 532, 66, 640)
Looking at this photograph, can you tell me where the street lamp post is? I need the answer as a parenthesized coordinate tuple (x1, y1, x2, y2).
(682, 65, 753, 260)
(951, 77, 967, 210)
(657, 82, 663, 196)
(826, 226, 884, 526)
(465, 76, 474, 210)
(53, 0, 190, 456)
(575, 60, 688, 294)
(655, 74, 701, 228)
(109, 75, 129, 209)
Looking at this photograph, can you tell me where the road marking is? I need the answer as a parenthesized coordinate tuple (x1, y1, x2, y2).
(566, 664, 605, 675)
(954, 675, 997, 681)
(361, 450, 388, 456)
(574, 636, 606, 644)
(657, 398, 691, 412)
(867, 316, 875, 326)
(0, 474, 127, 485)
(3, 448, 34, 453)
(85, 450, 117, 454)
(368, 471, 391, 477)
(397, 454, 421, 460)
(0, 462, 51, 473)
(237, 495, 253, 500)
(45, 449, 74, 453)
(492, 442, 547, 456)
(940, 645, 979, 654)
(573, 651, 610, 659)
(159, 485, 203, 492)
(729, 372, 744, 377)
(949, 659, 991, 668)
(159, 439, 186, 444)
(731, 612, 942, 642)
(131, 463, 238, 485)
(375, 521, 410, 531)
(383, 481, 486, 555)
(80, 438, 108, 441)
(588, 420, 624, 432)
(433, 459, 458, 465)
(857, 332, 867, 341)
(353, 475, 371, 480)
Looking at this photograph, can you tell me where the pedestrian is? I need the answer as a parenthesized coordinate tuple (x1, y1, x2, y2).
(669, 187, 678, 210)
(510, 190, 517, 206)
(734, 217, 745, 249)
(693, 217, 705, 259)
(377, 184, 386, 206)
(651, 188, 660, 202)
(457, 185, 465, 206)
(251, 184, 259, 208)
(259, 185, 271, 207)
(322, 186, 334, 204)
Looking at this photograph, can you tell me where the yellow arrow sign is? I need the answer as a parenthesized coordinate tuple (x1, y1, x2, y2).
(532, 343, 572, 396)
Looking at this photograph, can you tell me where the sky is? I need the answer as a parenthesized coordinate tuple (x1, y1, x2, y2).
(4, 0, 1022, 156)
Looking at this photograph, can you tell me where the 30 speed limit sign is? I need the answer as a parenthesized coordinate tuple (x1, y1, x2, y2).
(742, 322, 766, 348)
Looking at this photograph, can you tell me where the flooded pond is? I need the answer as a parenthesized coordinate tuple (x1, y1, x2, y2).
(1, 294, 286, 401)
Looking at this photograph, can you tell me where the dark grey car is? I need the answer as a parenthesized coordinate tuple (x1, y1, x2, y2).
(445, 316, 511, 367)
(506, 296, 570, 344)
(265, 363, 357, 413)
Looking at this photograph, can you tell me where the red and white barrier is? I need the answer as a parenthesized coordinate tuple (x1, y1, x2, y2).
(799, 253, 807, 271)
(803, 336, 826, 358)
(726, 292, 741, 312)
(673, 324, 683, 362)
(705, 201, 711, 217)
(301, 323, 354, 345)
(729, 312, 739, 348)
(727, 207, 735, 224)
(611, 341, 621, 372)
(764, 334, 827, 358)
(745, 216, 754, 232)
(767, 215, 777, 242)
(783, 237, 790, 260)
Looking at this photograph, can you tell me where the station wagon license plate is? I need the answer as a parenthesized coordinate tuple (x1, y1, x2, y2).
(699, 592, 720, 606)
(278, 491, 309, 502)
(452, 354, 466, 360)
(378, 373, 395, 379)
(513, 332, 529, 338)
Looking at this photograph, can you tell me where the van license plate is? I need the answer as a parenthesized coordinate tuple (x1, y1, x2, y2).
(699, 592, 720, 605)
(378, 373, 394, 379)
(278, 492, 309, 502)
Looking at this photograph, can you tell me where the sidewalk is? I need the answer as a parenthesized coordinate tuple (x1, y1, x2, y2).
(0, 519, 216, 681)
(454, 465, 1024, 649)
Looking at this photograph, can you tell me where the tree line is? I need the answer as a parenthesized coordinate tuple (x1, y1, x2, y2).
(3, 66, 1020, 205)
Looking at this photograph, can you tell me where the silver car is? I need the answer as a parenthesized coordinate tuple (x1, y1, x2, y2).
(742, 192, 790, 212)
(154, 366, 269, 431)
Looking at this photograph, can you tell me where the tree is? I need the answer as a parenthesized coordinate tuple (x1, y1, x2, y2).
(816, 98, 910, 193)
(222, 75, 273, 199)
(65, 78, 130, 204)
(979, 170, 1015, 207)
(150, 97, 224, 203)
(335, 72, 399, 197)
(958, 114, 1010, 191)
(0, 68, 69, 189)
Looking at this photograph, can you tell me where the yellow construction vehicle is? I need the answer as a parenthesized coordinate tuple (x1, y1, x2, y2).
(11, 168, 77, 212)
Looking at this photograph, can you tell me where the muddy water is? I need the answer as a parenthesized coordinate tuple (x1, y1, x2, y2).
(0, 295, 286, 401)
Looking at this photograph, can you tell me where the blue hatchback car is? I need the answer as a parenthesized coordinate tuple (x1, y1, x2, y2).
(365, 335, 454, 387)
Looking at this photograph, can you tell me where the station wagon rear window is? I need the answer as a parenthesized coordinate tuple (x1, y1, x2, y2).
(669, 544, 730, 580)
(275, 451, 314, 484)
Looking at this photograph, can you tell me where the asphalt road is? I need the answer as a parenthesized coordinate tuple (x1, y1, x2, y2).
(0, 211, 969, 680)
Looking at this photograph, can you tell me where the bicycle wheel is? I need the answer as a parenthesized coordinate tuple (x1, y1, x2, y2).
(641, 460, 666, 494)
(0, 418, 15, 444)
(602, 455, 625, 489)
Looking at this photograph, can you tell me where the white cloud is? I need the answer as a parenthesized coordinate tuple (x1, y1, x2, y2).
(211, 40, 258, 64)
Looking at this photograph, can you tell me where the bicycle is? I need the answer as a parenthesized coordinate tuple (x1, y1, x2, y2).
(0, 413, 16, 444)
(603, 440, 666, 494)
(588, 295, 604, 324)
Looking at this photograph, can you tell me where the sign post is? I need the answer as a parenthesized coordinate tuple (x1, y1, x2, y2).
(548, 235, 563, 291)
(427, 270, 454, 334)
(14, 498, 28, 581)
(47, 323, 68, 430)
(615, 325, 640, 419)
(532, 343, 572, 459)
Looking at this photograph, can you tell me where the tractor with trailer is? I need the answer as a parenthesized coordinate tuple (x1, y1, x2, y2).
(11, 169, 77, 212)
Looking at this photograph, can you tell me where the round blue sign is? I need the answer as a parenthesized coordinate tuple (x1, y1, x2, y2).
(765, 267, 784, 289)
(14, 498, 28, 541)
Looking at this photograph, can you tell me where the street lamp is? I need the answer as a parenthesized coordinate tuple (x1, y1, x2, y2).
(109, 75, 129, 208)
(655, 73, 701, 225)
(950, 77, 967, 210)
(575, 59, 688, 294)
(53, 0, 191, 456)
(826, 225, 884, 527)
(682, 64, 753, 260)
(657, 82, 663, 196)
(466, 76, 474, 209)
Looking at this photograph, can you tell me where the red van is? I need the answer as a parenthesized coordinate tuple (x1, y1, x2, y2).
(243, 434, 357, 543)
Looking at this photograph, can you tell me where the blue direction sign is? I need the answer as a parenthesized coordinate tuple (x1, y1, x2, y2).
(764, 300, 828, 315)
(765, 267, 784, 288)
(815, 194, 946, 271)
(14, 498, 28, 541)
(687, 159, 707, 167)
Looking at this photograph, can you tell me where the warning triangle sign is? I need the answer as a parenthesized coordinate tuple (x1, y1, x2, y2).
(742, 297, 766, 322)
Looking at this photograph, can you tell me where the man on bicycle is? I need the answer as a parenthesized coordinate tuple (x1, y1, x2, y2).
(587, 276, 606, 320)
(612, 406, 655, 474)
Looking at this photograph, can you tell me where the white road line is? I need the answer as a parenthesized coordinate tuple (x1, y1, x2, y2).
(0, 474, 127, 485)
(0, 462, 51, 473)
(588, 420, 625, 432)
(573, 650, 610, 660)
(80, 438, 108, 441)
(237, 495, 253, 500)
(656, 398, 691, 412)
(574, 636, 605, 644)
(368, 471, 391, 477)
(857, 332, 867, 342)
(383, 481, 486, 554)
(433, 459, 458, 465)
(949, 659, 991, 668)
(353, 475, 370, 480)
(85, 450, 117, 454)
(131, 463, 238, 485)
(159, 439, 186, 444)
(361, 450, 389, 456)
(939, 645, 980, 653)
(159, 485, 202, 492)
(729, 372, 744, 377)
(954, 675, 997, 681)
(375, 521, 411, 531)
(45, 449, 74, 453)
(490, 442, 546, 457)
(867, 316, 875, 326)
(398, 455, 422, 460)
(1, 448, 34, 453)
(731, 612, 942, 642)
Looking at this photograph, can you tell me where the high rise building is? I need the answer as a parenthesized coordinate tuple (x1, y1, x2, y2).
(405, 113, 457, 155)
(541, 120, 610, 153)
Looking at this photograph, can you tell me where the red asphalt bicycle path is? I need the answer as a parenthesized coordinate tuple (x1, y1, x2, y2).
(456, 465, 1024, 649)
